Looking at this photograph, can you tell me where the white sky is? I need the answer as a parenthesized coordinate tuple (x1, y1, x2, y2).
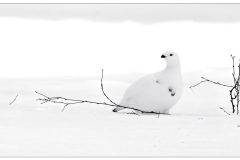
(0, 18, 239, 78)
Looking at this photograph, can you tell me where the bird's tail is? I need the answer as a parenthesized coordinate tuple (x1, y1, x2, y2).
(112, 106, 124, 112)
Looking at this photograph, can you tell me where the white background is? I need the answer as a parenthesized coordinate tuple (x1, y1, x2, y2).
(0, 18, 239, 77)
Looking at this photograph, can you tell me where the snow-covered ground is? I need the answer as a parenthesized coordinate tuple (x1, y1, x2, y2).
(0, 69, 240, 157)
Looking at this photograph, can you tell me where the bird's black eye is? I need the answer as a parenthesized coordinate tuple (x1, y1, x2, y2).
(170, 54, 173, 56)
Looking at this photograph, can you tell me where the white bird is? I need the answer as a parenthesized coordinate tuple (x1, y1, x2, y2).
(113, 51, 183, 114)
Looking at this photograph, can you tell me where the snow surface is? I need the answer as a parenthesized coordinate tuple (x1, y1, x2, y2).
(0, 70, 240, 157)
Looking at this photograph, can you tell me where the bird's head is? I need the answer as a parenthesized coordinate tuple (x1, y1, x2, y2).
(161, 51, 181, 68)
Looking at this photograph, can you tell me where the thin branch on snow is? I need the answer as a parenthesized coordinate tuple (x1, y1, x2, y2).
(35, 69, 170, 115)
(231, 54, 237, 83)
(35, 91, 169, 115)
(189, 77, 233, 89)
(61, 104, 69, 112)
(190, 55, 240, 115)
(189, 79, 208, 89)
(100, 69, 118, 106)
(35, 91, 116, 112)
(219, 107, 231, 115)
(127, 111, 140, 116)
(201, 77, 233, 88)
(9, 94, 18, 105)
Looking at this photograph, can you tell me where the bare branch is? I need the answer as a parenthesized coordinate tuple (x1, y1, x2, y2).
(219, 107, 231, 115)
(35, 91, 170, 115)
(230, 92, 236, 114)
(237, 62, 240, 114)
(127, 111, 140, 116)
(201, 77, 233, 88)
(189, 77, 233, 89)
(35, 69, 171, 115)
(189, 80, 208, 89)
(36, 91, 51, 100)
(190, 55, 240, 115)
(231, 54, 237, 83)
(9, 94, 18, 105)
(100, 69, 118, 106)
(61, 104, 69, 112)
(35, 91, 116, 109)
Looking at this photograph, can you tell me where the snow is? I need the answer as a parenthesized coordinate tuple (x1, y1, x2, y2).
(0, 70, 240, 156)
(0, 18, 239, 78)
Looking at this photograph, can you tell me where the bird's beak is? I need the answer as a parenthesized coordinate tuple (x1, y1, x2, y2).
(161, 54, 166, 58)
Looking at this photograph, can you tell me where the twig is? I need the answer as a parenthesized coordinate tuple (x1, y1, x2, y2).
(201, 77, 233, 88)
(9, 94, 18, 105)
(100, 69, 118, 106)
(231, 54, 236, 83)
(35, 91, 115, 109)
(219, 107, 231, 115)
(35, 91, 169, 115)
(35, 70, 170, 115)
(127, 111, 140, 116)
(61, 104, 69, 112)
(189, 77, 232, 89)
(236, 62, 240, 114)
(189, 80, 208, 89)
(190, 55, 240, 115)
